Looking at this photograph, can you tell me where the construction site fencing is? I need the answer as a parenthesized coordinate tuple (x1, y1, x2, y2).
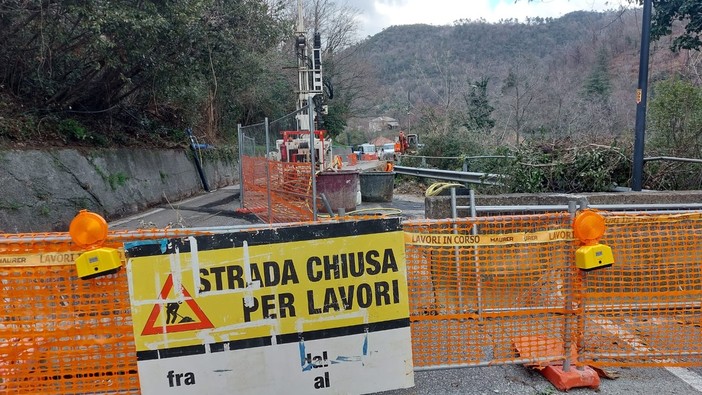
(403, 211, 702, 370)
(580, 211, 702, 367)
(237, 107, 317, 224)
(404, 212, 580, 370)
(2, 211, 702, 393)
(0, 228, 207, 394)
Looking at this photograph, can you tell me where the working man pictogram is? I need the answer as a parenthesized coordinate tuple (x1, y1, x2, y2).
(165, 302, 194, 324)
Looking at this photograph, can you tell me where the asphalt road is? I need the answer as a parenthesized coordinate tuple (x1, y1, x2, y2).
(111, 185, 702, 395)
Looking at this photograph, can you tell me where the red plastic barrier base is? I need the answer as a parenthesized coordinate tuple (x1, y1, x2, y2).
(539, 364, 600, 391)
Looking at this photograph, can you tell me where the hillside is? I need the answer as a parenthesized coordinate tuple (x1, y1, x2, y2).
(0, 7, 697, 161)
(0, 1, 296, 150)
(341, 9, 692, 148)
(365, 12, 603, 86)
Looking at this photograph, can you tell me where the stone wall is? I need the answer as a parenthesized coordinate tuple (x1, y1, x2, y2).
(0, 148, 238, 232)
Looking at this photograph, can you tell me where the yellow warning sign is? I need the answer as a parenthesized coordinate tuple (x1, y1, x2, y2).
(124, 219, 409, 353)
(141, 274, 213, 335)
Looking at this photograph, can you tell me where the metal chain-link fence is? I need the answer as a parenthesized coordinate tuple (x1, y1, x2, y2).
(238, 107, 318, 223)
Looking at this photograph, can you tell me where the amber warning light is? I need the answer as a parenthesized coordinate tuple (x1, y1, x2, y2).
(573, 210, 614, 271)
(69, 210, 122, 279)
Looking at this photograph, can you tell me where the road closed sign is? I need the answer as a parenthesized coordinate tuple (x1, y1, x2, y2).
(124, 218, 414, 394)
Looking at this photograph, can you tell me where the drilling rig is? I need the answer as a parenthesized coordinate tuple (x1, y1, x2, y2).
(272, 0, 332, 168)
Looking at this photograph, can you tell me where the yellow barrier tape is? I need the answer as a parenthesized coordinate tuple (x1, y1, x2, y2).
(605, 212, 702, 225)
(404, 228, 574, 246)
(0, 251, 83, 267)
(0, 249, 126, 267)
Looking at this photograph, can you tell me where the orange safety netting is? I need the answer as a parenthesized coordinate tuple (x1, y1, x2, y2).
(0, 229, 218, 393)
(1, 211, 701, 394)
(241, 156, 315, 223)
(579, 212, 702, 367)
(403, 212, 702, 369)
(404, 213, 580, 368)
(0, 265, 138, 393)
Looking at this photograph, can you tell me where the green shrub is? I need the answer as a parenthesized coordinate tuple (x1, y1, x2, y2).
(58, 119, 89, 141)
(107, 172, 129, 190)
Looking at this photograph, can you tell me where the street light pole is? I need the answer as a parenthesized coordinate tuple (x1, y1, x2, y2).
(632, 0, 653, 191)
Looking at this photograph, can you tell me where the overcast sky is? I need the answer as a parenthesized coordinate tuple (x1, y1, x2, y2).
(354, 0, 633, 38)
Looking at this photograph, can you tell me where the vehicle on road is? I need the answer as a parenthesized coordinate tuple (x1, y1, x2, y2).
(380, 143, 397, 160)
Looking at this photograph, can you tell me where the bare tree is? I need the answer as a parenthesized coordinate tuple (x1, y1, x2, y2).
(303, 1, 379, 124)
(306, 0, 360, 55)
(499, 60, 539, 146)
(685, 50, 702, 85)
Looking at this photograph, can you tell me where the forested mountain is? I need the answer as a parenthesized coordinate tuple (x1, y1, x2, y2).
(344, 9, 687, 143)
(1, 1, 701, 191)
(333, 9, 702, 191)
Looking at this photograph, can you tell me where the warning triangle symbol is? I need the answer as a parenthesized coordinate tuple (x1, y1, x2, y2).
(141, 274, 214, 336)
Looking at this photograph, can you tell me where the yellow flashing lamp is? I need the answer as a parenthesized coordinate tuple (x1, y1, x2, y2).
(69, 210, 122, 279)
(573, 210, 614, 271)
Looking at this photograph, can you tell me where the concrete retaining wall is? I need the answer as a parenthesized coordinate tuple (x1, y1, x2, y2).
(0, 148, 237, 232)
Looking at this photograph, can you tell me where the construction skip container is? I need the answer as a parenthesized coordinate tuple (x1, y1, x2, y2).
(316, 170, 360, 213)
(360, 171, 395, 202)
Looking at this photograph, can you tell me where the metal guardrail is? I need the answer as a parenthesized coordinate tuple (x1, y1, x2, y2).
(397, 154, 514, 170)
(466, 203, 702, 214)
(396, 155, 702, 186)
(644, 156, 702, 164)
(393, 165, 504, 185)
(447, 187, 702, 216)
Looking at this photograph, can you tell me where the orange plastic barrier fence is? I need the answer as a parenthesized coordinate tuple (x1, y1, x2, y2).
(579, 212, 702, 367)
(241, 155, 315, 223)
(0, 265, 139, 393)
(0, 228, 214, 394)
(404, 213, 580, 368)
(403, 212, 702, 369)
(2, 212, 702, 394)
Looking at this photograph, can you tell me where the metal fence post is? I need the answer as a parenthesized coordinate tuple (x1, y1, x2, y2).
(463, 159, 469, 188)
(562, 200, 578, 372)
(469, 188, 482, 318)
(450, 188, 463, 311)
(308, 95, 317, 221)
(576, 197, 589, 371)
(237, 124, 244, 209)
(265, 118, 272, 224)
